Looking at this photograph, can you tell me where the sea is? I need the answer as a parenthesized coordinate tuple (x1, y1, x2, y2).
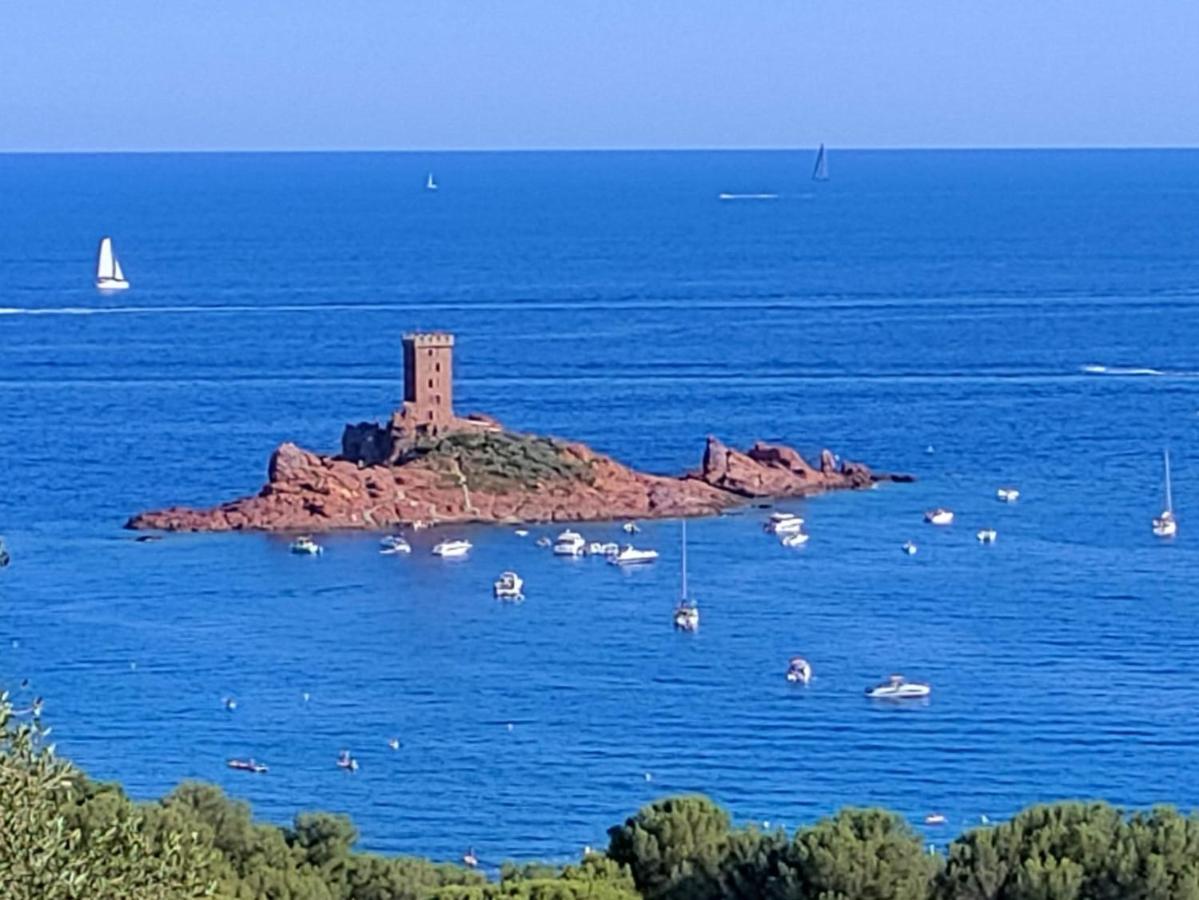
(2, 149, 1199, 865)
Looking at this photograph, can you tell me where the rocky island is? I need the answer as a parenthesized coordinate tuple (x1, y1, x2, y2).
(127, 333, 910, 532)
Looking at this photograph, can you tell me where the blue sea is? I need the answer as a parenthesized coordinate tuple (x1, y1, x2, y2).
(3, 150, 1199, 865)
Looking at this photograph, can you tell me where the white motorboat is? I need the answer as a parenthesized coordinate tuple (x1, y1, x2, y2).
(336, 750, 359, 772)
(95, 236, 130, 290)
(289, 536, 323, 555)
(514, 529, 529, 537)
(673, 522, 699, 631)
(780, 531, 809, 547)
(622, 521, 641, 534)
(536, 536, 551, 548)
(976, 528, 998, 544)
(765, 512, 805, 534)
(924, 508, 954, 526)
(493, 570, 524, 601)
(786, 656, 812, 684)
(996, 487, 1020, 503)
(609, 545, 659, 565)
(901, 541, 918, 555)
(866, 674, 931, 700)
(432, 539, 472, 558)
(379, 535, 411, 554)
(425, 172, 438, 191)
(586, 541, 606, 556)
(1153, 449, 1178, 537)
(552, 530, 586, 556)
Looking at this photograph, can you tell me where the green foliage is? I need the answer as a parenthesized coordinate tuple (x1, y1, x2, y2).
(0, 693, 217, 899)
(937, 801, 1199, 900)
(432, 854, 639, 900)
(415, 431, 596, 493)
(789, 807, 935, 900)
(607, 794, 732, 900)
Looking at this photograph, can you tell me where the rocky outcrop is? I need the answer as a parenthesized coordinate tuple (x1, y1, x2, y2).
(127, 428, 909, 533)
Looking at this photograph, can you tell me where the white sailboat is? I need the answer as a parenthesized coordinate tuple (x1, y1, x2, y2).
(673, 521, 698, 631)
(95, 236, 130, 290)
(1153, 449, 1178, 537)
(811, 143, 829, 182)
(425, 172, 438, 191)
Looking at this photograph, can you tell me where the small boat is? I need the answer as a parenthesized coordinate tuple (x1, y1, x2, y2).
(674, 603, 699, 631)
(599, 541, 620, 556)
(780, 531, 810, 547)
(0, 537, 9, 568)
(432, 539, 472, 558)
(786, 656, 812, 684)
(609, 545, 659, 566)
(462, 848, 479, 869)
(1153, 449, 1178, 537)
(765, 512, 805, 534)
(924, 509, 954, 526)
(866, 674, 931, 700)
(536, 536, 552, 548)
(811, 143, 830, 182)
(411, 520, 431, 531)
(289, 536, 323, 555)
(586, 541, 606, 556)
(223, 697, 238, 712)
(226, 758, 268, 774)
(514, 529, 529, 537)
(924, 813, 947, 826)
(425, 172, 438, 191)
(95, 236, 130, 290)
(901, 541, 918, 555)
(622, 521, 641, 534)
(552, 530, 586, 557)
(493, 570, 525, 601)
(673, 522, 699, 631)
(336, 750, 359, 772)
(387, 737, 401, 751)
(379, 535, 412, 554)
(996, 487, 1020, 503)
(976, 528, 998, 544)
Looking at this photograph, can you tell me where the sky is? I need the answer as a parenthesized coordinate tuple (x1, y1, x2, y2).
(2, 1, 1197, 152)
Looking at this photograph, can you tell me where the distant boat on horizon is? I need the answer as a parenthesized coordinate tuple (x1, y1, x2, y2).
(95, 236, 129, 291)
(425, 172, 438, 191)
(811, 144, 829, 182)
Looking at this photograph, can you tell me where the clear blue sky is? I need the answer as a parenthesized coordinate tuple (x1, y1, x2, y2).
(3, 1, 1196, 151)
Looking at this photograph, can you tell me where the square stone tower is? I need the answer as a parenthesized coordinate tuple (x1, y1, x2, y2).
(401, 332, 454, 428)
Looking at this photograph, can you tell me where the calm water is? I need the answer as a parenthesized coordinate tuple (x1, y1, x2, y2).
(3, 150, 1199, 864)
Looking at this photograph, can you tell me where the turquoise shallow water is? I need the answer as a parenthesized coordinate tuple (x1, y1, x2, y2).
(2, 149, 1199, 864)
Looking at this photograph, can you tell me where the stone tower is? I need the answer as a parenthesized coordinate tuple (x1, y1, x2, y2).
(400, 332, 455, 430)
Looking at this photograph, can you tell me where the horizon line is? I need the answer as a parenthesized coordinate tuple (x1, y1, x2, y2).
(1, 144, 1198, 156)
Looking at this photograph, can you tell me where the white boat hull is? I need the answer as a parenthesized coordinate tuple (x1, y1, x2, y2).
(866, 684, 931, 700)
(96, 278, 130, 290)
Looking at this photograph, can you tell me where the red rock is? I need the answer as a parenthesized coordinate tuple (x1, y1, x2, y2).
(126, 424, 908, 532)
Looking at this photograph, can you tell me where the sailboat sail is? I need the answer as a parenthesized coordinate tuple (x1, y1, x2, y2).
(811, 144, 829, 182)
(113, 257, 125, 282)
(426, 172, 437, 190)
(96, 237, 116, 280)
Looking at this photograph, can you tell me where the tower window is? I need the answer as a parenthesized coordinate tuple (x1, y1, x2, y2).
(428, 379, 433, 389)
(435, 362, 441, 373)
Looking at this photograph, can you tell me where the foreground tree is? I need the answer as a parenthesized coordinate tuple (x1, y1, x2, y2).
(607, 795, 732, 900)
(937, 801, 1199, 900)
(787, 807, 935, 900)
(0, 693, 217, 899)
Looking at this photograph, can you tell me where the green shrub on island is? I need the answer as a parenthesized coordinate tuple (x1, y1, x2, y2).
(6, 692, 1199, 899)
(414, 431, 596, 493)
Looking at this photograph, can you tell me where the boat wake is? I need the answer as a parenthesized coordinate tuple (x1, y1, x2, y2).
(718, 193, 779, 201)
(1081, 364, 1165, 376)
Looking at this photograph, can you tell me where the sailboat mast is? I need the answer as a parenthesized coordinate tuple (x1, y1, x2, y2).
(1165, 448, 1174, 512)
(680, 520, 688, 602)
